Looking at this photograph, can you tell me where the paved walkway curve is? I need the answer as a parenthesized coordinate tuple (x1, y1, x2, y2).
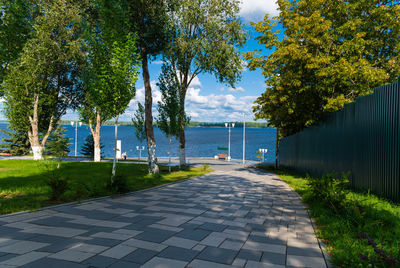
(0, 163, 327, 268)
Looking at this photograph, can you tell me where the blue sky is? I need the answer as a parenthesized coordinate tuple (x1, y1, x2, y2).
(0, 0, 280, 123)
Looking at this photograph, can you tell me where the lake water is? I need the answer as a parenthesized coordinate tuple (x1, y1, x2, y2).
(0, 123, 277, 161)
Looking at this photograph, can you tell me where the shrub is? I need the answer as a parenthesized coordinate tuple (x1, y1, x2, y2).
(107, 175, 129, 194)
(46, 176, 70, 201)
(306, 172, 350, 214)
(201, 163, 210, 172)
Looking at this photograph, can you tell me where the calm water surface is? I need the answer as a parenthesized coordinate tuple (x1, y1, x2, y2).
(0, 123, 276, 161)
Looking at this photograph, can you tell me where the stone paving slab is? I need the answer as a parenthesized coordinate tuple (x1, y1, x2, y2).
(0, 162, 327, 267)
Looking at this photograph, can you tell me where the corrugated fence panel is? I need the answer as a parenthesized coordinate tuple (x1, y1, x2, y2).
(279, 78, 400, 202)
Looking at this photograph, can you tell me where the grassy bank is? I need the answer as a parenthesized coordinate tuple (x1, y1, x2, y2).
(0, 160, 209, 215)
(258, 165, 400, 267)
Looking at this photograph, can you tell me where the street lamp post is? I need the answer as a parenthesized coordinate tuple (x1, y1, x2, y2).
(242, 113, 246, 166)
(225, 122, 235, 161)
(70, 121, 82, 157)
(136, 146, 145, 161)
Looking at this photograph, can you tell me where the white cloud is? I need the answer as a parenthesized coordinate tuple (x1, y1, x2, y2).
(239, 0, 279, 22)
(228, 86, 245, 92)
(189, 76, 202, 88)
(151, 60, 163, 65)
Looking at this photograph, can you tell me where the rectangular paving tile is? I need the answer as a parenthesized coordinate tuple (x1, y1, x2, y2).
(69, 243, 108, 254)
(237, 249, 262, 262)
(261, 251, 286, 265)
(196, 246, 238, 265)
(286, 255, 326, 267)
(69, 218, 130, 228)
(176, 229, 210, 241)
(0, 241, 49, 254)
(188, 259, 234, 268)
(141, 257, 187, 268)
(122, 248, 158, 264)
(198, 223, 227, 232)
(162, 237, 198, 249)
(18, 257, 87, 268)
(219, 240, 244, 251)
(1, 251, 49, 266)
(148, 224, 183, 233)
(134, 228, 175, 243)
(157, 216, 193, 227)
(91, 232, 132, 241)
(122, 238, 167, 252)
(245, 260, 285, 268)
(158, 246, 199, 262)
(49, 249, 95, 263)
(242, 241, 286, 254)
(100, 244, 137, 259)
(82, 255, 116, 268)
(199, 234, 225, 247)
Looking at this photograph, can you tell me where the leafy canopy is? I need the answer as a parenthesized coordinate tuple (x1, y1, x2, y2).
(131, 102, 146, 144)
(157, 63, 189, 138)
(245, 0, 400, 137)
(3, 0, 85, 133)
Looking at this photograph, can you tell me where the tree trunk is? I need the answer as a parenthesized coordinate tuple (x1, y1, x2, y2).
(111, 116, 119, 182)
(142, 52, 158, 174)
(89, 111, 102, 162)
(28, 94, 43, 160)
(178, 84, 187, 168)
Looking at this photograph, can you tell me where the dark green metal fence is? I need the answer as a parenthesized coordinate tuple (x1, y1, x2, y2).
(279, 78, 400, 202)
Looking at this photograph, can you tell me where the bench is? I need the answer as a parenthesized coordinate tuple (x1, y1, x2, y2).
(218, 154, 227, 160)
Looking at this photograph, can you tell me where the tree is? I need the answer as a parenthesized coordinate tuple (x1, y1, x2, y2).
(80, 0, 140, 163)
(0, 0, 35, 97)
(164, 0, 247, 167)
(81, 135, 104, 157)
(3, 0, 85, 160)
(0, 128, 30, 155)
(126, 0, 172, 173)
(45, 126, 70, 157)
(156, 63, 189, 170)
(131, 102, 146, 146)
(244, 0, 400, 137)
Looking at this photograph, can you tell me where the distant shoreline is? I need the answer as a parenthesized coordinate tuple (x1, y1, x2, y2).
(1, 120, 273, 129)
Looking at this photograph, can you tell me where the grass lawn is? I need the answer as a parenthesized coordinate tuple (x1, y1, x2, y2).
(0, 160, 210, 215)
(258, 165, 400, 267)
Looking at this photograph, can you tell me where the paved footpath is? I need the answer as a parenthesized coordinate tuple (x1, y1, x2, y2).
(0, 162, 327, 268)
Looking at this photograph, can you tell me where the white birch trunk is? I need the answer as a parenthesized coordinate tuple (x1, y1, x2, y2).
(32, 146, 43, 160)
(179, 147, 185, 167)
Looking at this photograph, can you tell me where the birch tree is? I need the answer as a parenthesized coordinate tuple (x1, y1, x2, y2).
(126, 0, 172, 173)
(3, 0, 85, 160)
(164, 0, 246, 166)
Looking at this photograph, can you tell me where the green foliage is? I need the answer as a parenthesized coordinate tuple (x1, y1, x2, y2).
(157, 63, 188, 138)
(0, 160, 209, 215)
(0, 0, 35, 96)
(131, 103, 146, 144)
(305, 173, 350, 214)
(3, 0, 85, 141)
(45, 126, 70, 158)
(106, 175, 129, 194)
(201, 163, 210, 172)
(245, 0, 400, 137)
(258, 165, 400, 267)
(0, 128, 30, 155)
(80, 0, 141, 128)
(41, 160, 70, 201)
(166, 0, 247, 88)
(80, 135, 104, 157)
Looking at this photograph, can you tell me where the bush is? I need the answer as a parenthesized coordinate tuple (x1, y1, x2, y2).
(107, 175, 129, 194)
(201, 163, 210, 172)
(306, 172, 350, 213)
(46, 176, 70, 201)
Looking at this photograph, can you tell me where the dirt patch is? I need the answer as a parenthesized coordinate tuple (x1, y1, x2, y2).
(0, 193, 25, 199)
